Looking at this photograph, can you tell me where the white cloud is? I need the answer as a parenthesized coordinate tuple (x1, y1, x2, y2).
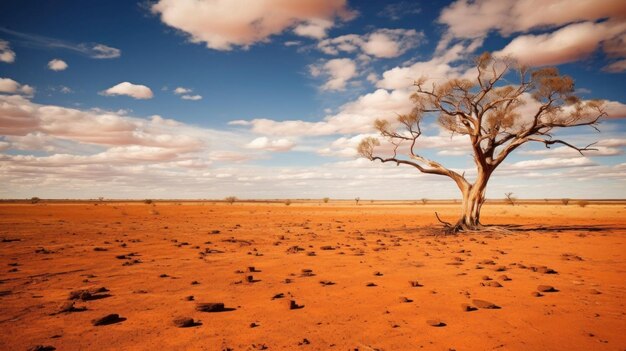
(310, 58, 357, 91)
(246, 137, 295, 151)
(47, 59, 68, 71)
(520, 146, 623, 158)
(376, 42, 470, 90)
(91, 44, 121, 59)
(494, 21, 626, 66)
(0, 39, 15, 63)
(0, 77, 35, 96)
(603, 59, 626, 73)
(439, 0, 626, 39)
(0, 28, 120, 59)
(181, 94, 202, 101)
(318, 28, 424, 58)
(172, 87, 202, 100)
(173, 87, 191, 95)
(230, 88, 413, 136)
(151, 0, 355, 50)
(293, 19, 334, 39)
(101, 82, 154, 99)
(507, 157, 595, 170)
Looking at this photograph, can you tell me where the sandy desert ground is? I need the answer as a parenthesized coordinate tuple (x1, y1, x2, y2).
(0, 201, 625, 351)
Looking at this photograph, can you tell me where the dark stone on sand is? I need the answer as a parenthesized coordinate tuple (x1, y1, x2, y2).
(366, 282, 377, 287)
(91, 313, 124, 326)
(409, 281, 422, 287)
(28, 346, 56, 351)
(487, 281, 502, 287)
(272, 293, 284, 299)
(498, 275, 511, 281)
(196, 302, 225, 312)
(589, 289, 602, 295)
(537, 285, 557, 292)
(531, 292, 543, 297)
(426, 319, 446, 327)
(481, 275, 492, 281)
(472, 299, 499, 309)
(320, 245, 335, 250)
(461, 303, 477, 312)
(173, 317, 197, 328)
(56, 301, 86, 314)
(289, 300, 304, 310)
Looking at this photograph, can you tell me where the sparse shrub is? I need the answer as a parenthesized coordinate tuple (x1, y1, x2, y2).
(30, 197, 40, 204)
(577, 200, 589, 208)
(285, 199, 291, 206)
(225, 196, 237, 205)
(98, 197, 104, 202)
(421, 198, 428, 205)
(355, 197, 360, 205)
(323, 197, 330, 203)
(561, 198, 570, 205)
(144, 199, 153, 204)
(504, 192, 516, 206)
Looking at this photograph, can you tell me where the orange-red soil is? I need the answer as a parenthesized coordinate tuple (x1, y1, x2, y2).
(0, 202, 625, 350)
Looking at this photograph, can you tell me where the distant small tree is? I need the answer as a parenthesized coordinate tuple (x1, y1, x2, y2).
(30, 197, 40, 204)
(577, 200, 589, 208)
(561, 198, 570, 206)
(323, 197, 330, 203)
(504, 192, 516, 206)
(359, 53, 605, 232)
(225, 196, 237, 205)
(421, 198, 428, 205)
(285, 199, 292, 206)
(355, 197, 360, 205)
(144, 199, 153, 204)
(98, 197, 104, 202)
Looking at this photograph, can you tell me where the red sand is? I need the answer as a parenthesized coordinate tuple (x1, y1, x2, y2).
(0, 202, 625, 350)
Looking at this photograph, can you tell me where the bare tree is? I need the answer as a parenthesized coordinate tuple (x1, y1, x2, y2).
(359, 53, 605, 232)
(504, 192, 516, 206)
(355, 197, 360, 205)
(225, 196, 237, 205)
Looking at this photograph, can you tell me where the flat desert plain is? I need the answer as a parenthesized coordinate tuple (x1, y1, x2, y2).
(0, 202, 625, 351)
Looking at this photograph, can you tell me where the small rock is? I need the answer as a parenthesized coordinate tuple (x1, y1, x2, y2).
(487, 281, 502, 288)
(531, 292, 543, 297)
(461, 303, 477, 312)
(173, 317, 197, 328)
(289, 300, 304, 310)
(472, 299, 499, 309)
(28, 346, 56, 351)
(537, 285, 557, 292)
(426, 319, 446, 327)
(196, 302, 225, 312)
(92, 314, 124, 326)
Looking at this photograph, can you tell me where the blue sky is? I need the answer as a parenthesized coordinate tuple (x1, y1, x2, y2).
(0, 0, 625, 199)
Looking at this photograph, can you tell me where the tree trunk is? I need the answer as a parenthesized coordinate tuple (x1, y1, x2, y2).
(450, 169, 491, 232)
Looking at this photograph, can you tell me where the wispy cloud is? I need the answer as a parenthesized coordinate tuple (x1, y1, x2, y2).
(0, 28, 121, 59)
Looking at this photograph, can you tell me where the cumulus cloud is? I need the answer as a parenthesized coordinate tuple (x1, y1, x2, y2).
(494, 21, 626, 66)
(246, 137, 295, 151)
(173, 87, 202, 100)
(47, 59, 68, 71)
(0, 77, 35, 96)
(101, 82, 154, 99)
(438, 0, 626, 39)
(230, 88, 413, 136)
(293, 19, 334, 39)
(151, 0, 355, 50)
(310, 58, 357, 91)
(376, 41, 473, 90)
(318, 28, 424, 58)
(0, 39, 15, 63)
